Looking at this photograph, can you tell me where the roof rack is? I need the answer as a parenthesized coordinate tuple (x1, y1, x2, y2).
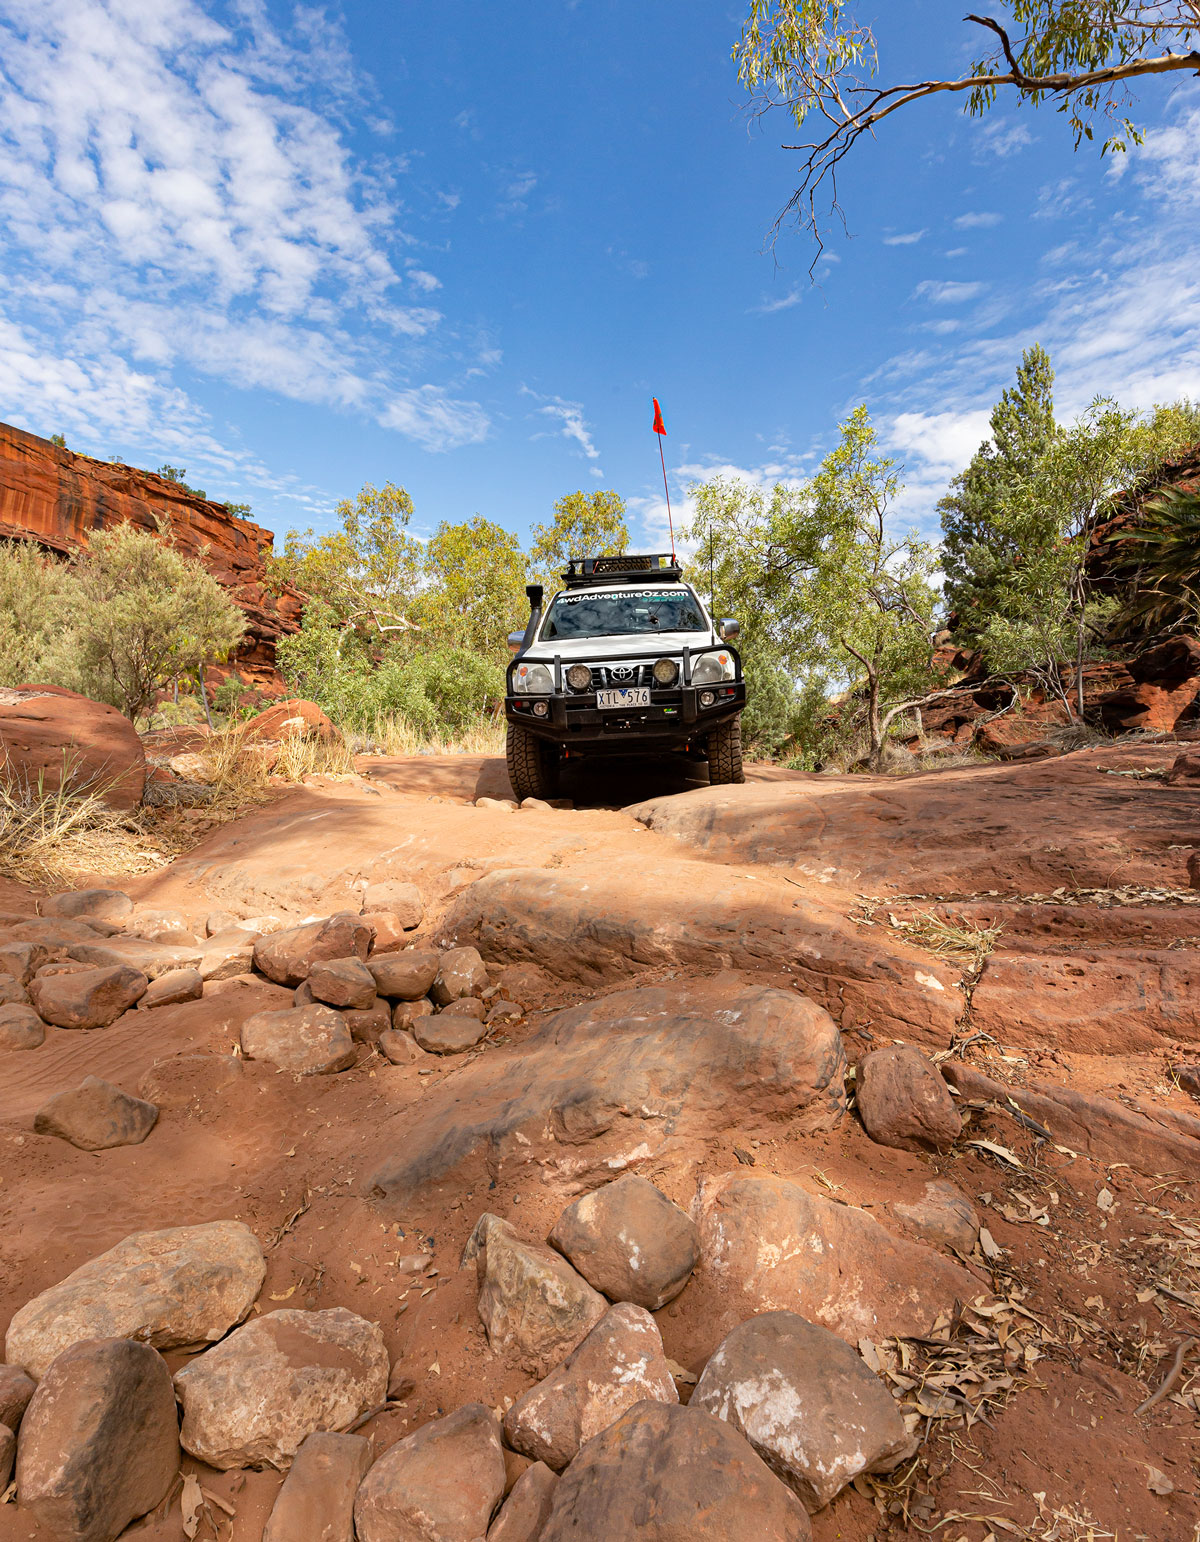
(561, 554, 683, 589)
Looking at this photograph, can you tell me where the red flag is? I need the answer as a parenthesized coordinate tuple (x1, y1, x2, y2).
(652, 397, 666, 435)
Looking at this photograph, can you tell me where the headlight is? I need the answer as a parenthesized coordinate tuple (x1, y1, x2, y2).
(652, 658, 678, 686)
(566, 663, 592, 692)
(514, 661, 553, 694)
(691, 651, 735, 686)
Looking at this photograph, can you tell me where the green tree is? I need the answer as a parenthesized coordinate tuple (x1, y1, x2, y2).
(67, 523, 246, 723)
(418, 515, 527, 656)
(530, 490, 629, 583)
(736, 2, 1200, 247)
(940, 345, 1059, 642)
(0, 542, 71, 688)
(272, 482, 422, 649)
(688, 406, 940, 770)
(157, 464, 207, 499)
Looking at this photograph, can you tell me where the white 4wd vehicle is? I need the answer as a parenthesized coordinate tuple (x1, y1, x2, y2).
(504, 554, 746, 800)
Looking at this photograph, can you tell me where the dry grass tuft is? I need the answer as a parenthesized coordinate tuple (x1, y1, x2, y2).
(348, 711, 506, 759)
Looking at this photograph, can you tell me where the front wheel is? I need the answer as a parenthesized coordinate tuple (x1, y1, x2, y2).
(706, 716, 745, 785)
(506, 721, 560, 800)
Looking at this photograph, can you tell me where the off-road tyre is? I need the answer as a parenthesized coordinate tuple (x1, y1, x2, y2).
(706, 715, 745, 785)
(506, 721, 560, 800)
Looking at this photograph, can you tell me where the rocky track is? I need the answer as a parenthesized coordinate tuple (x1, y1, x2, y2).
(1, 743, 1198, 1540)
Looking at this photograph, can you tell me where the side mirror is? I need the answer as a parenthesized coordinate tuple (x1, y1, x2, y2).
(719, 618, 740, 641)
(507, 630, 525, 655)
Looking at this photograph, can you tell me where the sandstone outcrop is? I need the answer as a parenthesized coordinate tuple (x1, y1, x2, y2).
(0, 686, 146, 808)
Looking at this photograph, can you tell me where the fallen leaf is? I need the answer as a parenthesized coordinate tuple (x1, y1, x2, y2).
(268, 1284, 297, 1301)
(181, 1473, 204, 1539)
(428, 1358, 440, 1375)
(858, 1338, 882, 1373)
(978, 1226, 1004, 1261)
(664, 1357, 698, 1384)
(967, 1139, 1023, 1168)
(1147, 1465, 1175, 1496)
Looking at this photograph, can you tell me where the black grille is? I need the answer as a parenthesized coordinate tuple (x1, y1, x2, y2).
(589, 664, 653, 689)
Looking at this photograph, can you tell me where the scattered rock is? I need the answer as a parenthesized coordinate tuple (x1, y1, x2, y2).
(0, 1003, 44, 1050)
(67, 936, 201, 979)
(16, 1337, 179, 1541)
(308, 955, 377, 1009)
(0, 975, 30, 1006)
(138, 1054, 244, 1108)
(354, 1402, 505, 1542)
(360, 910, 408, 953)
(856, 1044, 963, 1152)
(477, 796, 516, 811)
(137, 968, 204, 1009)
(127, 907, 196, 945)
(0, 1364, 35, 1429)
(412, 1006, 488, 1054)
(0, 939, 43, 983)
(240, 1003, 357, 1075)
(342, 1000, 391, 1044)
(366, 950, 440, 1000)
(28, 962, 147, 1028)
(244, 698, 341, 744)
(254, 912, 373, 987)
(431, 944, 488, 1005)
(1189, 852, 1200, 890)
(34, 1076, 159, 1151)
(692, 1311, 911, 1512)
(377, 1028, 424, 1065)
(549, 1175, 699, 1311)
(893, 1180, 980, 1255)
(0, 1423, 11, 1490)
(5, 1219, 266, 1379)
(488, 1461, 557, 1542)
(370, 978, 846, 1207)
(391, 997, 434, 1032)
(1176, 1064, 1200, 1100)
(539, 1401, 812, 1541)
(42, 888, 134, 922)
(504, 1303, 677, 1470)
(205, 910, 237, 936)
(488, 998, 525, 1026)
(464, 1214, 607, 1374)
(361, 880, 423, 931)
(199, 930, 256, 982)
(174, 1307, 388, 1470)
(689, 1171, 979, 1346)
(262, 1430, 372, 1542)
(441, 995, 487, 1019)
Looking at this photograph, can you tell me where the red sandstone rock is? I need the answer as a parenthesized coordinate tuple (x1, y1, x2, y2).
(1168, 751, 1200, 786)
(0, 686, 145, 808)
(243, 698, 341, 744)
(0, 422, 303, 691)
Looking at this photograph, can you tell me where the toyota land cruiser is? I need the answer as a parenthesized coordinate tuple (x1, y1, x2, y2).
(503, 553, 746, 800)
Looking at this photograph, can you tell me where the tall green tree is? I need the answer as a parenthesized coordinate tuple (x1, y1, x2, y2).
(736, 2, 1200, 247)
(529, 490, 629, 583)
(272, 482, 421, 648)
(940, 344, 1059, 641)
(418, 515, 527, 656)
(688, 406, 940, 769)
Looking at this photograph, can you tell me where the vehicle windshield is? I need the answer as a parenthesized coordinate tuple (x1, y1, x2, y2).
(541, 588, 709, 640)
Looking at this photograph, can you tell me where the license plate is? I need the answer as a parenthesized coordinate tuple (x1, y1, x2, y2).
(596, 687, 650, 709)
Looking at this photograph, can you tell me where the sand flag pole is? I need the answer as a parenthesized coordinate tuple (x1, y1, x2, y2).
(651, 397, 675, 559)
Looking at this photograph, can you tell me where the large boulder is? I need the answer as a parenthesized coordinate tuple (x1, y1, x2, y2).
(243, 697, 341, 744)
(263, 1431, 372, 1542)
(504, 1303, 677, 1471)
(5, 1219, 265, 1380)
(28, 963, 147, 1028)
(66, 936, 201, 979)
(855, 1044, 962, 1152)
(1098, 634, 1200, 732)
(366, 950, 440, 1000)
(488, 1462, 557, 1542)
(254, 913, 373, 987)
(539, 1401, 812, 1541)
(173, 1307, 388, 1470)
(369, 976, 846, 1206)
(0, 1003, 45, 1050)
(354, 1402, 506, 1542)
(0, 686, 146, 809)
(464, 1214, 607, 1374)
(33, 1076, 159, 1151)
(689, 1171, 981, 1346)
(549, 1175, 699, 1311)
(41, 888, 133, 922)
(692, 1312, 911, 1511)
(16, 1338, 179, 1542)
(240, 1003, 357, 1075)
(308, 955, 377, 1009)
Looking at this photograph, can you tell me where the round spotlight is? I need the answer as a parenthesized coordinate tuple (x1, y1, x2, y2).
(533, 700, 549, 717)
(652, 658, 678, 686)
(699, 689, 716, 707)
(566, 663, 591, 691)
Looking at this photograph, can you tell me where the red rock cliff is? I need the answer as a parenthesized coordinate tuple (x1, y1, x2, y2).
(0, 419, 303, 692)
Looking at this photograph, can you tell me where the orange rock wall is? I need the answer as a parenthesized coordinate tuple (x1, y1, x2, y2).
(0, 419, 303, 693)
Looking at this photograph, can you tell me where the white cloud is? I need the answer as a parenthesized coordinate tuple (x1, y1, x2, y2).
(754, 287, 803, 313)
(914, 279, 987, 304)
(379, 387, 491, 451)
(524, 390, 601, 466)
(883, 230, 926, 246)
(974, 121, 1034, 158)
(0, 0, 487, 460)
(953, 211, 1003, 229)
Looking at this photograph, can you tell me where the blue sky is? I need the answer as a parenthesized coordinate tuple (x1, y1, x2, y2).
(0, 0, 1197, 555)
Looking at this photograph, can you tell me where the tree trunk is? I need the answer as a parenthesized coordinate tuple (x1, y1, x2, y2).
(196, 669, 214, 730)
(866, 666, 883, 771)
